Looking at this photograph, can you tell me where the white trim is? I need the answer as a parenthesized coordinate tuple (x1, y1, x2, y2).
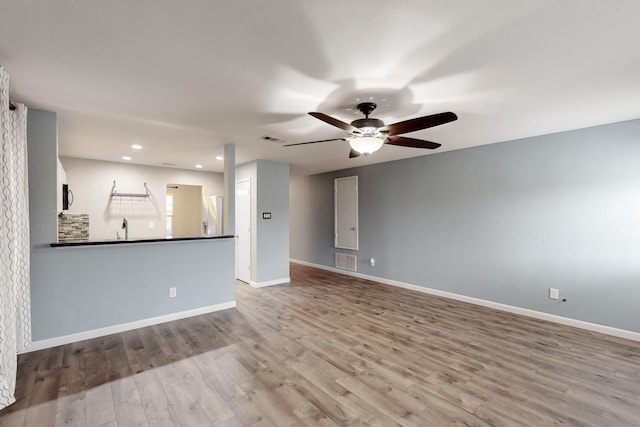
(235, 177, 251, 284)
(290, 259, 640, 342)
(23, 301, 237, 353)
(249, 277, 290, 288)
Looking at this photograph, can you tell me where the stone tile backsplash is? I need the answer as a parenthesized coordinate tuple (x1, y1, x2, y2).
(58, 213, 89, 241)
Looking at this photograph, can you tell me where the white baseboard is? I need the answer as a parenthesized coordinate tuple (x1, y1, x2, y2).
(24, 301, 237, 353)
(249, 277, 291, 288)
(290, 258, 640, 342)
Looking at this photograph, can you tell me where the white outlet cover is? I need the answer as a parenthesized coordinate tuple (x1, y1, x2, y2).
(549, 288, 559, 300)
(169, 287, 177, 298)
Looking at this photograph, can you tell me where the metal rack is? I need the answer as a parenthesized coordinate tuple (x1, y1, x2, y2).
(110, 180, 150, 198)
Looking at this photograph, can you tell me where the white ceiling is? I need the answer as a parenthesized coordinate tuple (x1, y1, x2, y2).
(2, 1, 640, 175)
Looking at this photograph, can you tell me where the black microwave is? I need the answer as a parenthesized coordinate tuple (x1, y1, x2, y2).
(62, 184, 73, 210)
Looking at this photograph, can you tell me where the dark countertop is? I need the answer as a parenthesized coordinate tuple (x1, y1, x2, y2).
(51, 235, 234, 247)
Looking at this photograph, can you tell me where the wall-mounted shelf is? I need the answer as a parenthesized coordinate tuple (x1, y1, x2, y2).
(111, 180, 150, 198)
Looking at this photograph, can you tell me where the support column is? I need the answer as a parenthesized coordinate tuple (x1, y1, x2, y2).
(223, 143, 235, 236)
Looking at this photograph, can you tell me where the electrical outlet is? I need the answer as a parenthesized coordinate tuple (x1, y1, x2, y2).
(549, 288, 559, 300)
(369, 258, 375, 267)
(169, 287, 177, 298)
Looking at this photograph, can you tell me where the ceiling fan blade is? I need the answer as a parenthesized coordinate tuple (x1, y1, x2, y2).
(386, 112, 457, 136)
(349, 148, 361, 158)
(386, 135, 442, 149)
(283, 138, 346, 147)
(309, 112, 359, 132)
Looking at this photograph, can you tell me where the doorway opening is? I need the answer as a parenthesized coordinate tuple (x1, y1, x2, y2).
(166, 184, 203, 238)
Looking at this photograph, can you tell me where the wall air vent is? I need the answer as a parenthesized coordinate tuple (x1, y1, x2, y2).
(335, 253, 357, 272)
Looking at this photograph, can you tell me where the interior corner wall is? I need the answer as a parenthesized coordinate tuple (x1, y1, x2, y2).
(256, 160, 290, 283)
(290, 118, 640, 333)
(236, 160, 290, 285)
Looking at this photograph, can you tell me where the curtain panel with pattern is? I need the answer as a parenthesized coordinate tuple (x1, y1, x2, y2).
(0, 66, 31, 410)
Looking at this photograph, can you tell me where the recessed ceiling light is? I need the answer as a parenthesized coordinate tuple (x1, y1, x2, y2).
(216, 156, 224, 160)
(195, 164, 203, 169)
(131, 144, 143, 150)
(122, 156, 132, 161)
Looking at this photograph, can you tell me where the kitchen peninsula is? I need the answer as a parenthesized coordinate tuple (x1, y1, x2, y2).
(28, 109, 236, 351)
(51, 234, 233, 247)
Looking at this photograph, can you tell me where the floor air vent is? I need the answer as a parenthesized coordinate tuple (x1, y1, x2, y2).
(335, 253, 357, 272)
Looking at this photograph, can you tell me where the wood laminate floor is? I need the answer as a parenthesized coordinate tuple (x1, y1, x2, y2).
(1, 263, 639, 426)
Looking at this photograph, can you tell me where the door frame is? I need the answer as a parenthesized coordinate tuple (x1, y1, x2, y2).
(235, 178, 251, 283)
(334, 175, 359, 250)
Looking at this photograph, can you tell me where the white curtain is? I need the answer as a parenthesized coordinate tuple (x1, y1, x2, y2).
(0, 66, 31, 410)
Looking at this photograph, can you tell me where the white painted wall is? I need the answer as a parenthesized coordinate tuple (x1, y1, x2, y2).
(60, 157, 223, 240)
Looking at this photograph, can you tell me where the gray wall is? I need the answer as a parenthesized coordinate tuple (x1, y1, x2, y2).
(237, 160, 290, 285)
(256, 160, 290, 283)
(28, 109, 58, 247)
(28, 109, 235, 341)
(290, 118, 640, 333)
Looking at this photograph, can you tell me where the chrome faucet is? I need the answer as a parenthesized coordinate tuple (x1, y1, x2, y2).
(122, 217, 128, 240)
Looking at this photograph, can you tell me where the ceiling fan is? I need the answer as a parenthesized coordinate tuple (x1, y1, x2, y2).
(284, 102, 457, 158)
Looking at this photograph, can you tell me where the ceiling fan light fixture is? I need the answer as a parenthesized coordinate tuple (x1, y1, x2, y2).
(293, 103, 456, 158)
(354, 126, 383, 137)
(349, 136, 384, 155)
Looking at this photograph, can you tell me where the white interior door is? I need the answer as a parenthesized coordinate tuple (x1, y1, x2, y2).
(335, 176, 358, 250)
(235, 179, 251, 283)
